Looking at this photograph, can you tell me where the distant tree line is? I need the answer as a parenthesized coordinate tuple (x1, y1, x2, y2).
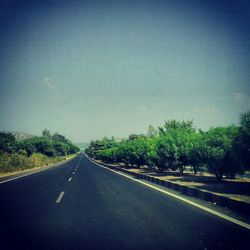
(0, 129, 79, 157)
(85, 110, 250, 180)
(0, 130, 79, 173)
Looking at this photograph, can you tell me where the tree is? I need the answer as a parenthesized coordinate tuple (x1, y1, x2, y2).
(84, 117, 245, 180)
(128, 134, 146, 141)
(97, 147, 118, 163)
(156, 123, 198, 174)
(129, 137, 151, 168)
(158, 119, 194, 135)
(17, 140, 36, 157)
(202, 126, 240, 180)
(188, 133, 206, 174)
(85, 137, 118, 159)
(147, 125, 158, 138)
(233, 110, 250, 171)
(0, 130, 79, 158)
(144, 138, 158, 169)
(53, 142, 69, 156)
(0, 132, 16, 153)
(68, 144, 79, 154)
(42, 129, 52, 139)
(115, 141, 133, 167)
(117, 137, 151, 168)
(34, 137, 54, 156)
(155, 135, 173, 171)
(240, 110, 250, 135)
(52, 133, 68, 143)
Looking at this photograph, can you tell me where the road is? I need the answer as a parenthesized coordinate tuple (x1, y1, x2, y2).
(0, 153, 249, 250)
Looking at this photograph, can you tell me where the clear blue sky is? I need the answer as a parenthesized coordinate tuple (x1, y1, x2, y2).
(0, 0, 249, 142)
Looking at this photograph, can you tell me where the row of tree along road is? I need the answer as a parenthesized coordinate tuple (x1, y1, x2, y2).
(0, 129, 79, 173)
(86, 110, 250, 180)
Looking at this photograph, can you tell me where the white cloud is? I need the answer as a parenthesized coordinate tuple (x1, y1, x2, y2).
(42, 76, 65, 103)
(43, 76, 56, 90)
(48, 94, 63, 101)
(137, 105, 147, 113)
(43, 76, 50, 83)
(232, 92, 250, 105)
(183, 106, 221, 122)
(191, 106, 219, 115)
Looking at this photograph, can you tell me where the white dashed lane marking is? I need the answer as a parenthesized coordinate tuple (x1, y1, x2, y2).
(56, 191, 65, 203)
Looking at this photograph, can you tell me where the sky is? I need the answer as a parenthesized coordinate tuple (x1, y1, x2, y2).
(0, 0, 249, 142)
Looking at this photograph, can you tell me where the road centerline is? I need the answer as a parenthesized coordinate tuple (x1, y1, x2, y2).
(56, 191, 65, 203)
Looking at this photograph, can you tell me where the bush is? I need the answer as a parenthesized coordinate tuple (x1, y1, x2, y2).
(0, 152, 69, 173)
(0, 129, 79, 173)
(0, 132, 16, 153)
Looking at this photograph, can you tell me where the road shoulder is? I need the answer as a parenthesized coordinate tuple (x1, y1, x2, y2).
(86, 154, 250, 229)
(0, 155, 76, 184)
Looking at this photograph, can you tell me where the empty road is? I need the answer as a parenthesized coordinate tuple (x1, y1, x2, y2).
(0, 153, 249, 250)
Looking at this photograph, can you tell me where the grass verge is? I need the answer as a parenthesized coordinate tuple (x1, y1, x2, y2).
(0, 152, 75, 177)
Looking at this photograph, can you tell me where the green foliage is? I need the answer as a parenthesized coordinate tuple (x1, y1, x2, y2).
(68, 144, 80, 154)
(233, 110, 250, 170)
(53, 142, 69, 156)
(0, 129, 78, 173)
(0, 130, 79, 158)
(17, 149, 28, 156)
(156, 126, 199, 173)
(42, 129, 52, 139)
(188, 134, 206, 174)
(123, 137, 151, 167)
(240, 110, 250, 135)
(0, 152, 68, 173)
(147, 125, 158, 138)
(51, 132, 71, 145)
(86, 137, 118, 159)
(0, 132, 16, 153)
(85, 115, 249, 180)
(199, 126, 240, 179)
(158, 119, 194, 135)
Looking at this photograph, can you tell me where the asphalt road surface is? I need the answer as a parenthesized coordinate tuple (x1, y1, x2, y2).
(0, 153, 249, 250)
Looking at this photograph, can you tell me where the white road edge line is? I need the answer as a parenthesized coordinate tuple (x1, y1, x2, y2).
(87, 156, 250, 230)
(0, 172, 43, 185)
(68, 177, 72, 182)
(0, 157, 76, 185)
(56, 191, 65, 203)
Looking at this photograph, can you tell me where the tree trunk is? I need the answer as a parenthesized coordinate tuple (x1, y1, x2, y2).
(179, 166, 184, 175)
(215, 172, 223, 181)
(193, 165, 197, 174)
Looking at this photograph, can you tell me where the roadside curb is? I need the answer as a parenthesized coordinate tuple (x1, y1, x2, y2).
(88, 157, 250, 215)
